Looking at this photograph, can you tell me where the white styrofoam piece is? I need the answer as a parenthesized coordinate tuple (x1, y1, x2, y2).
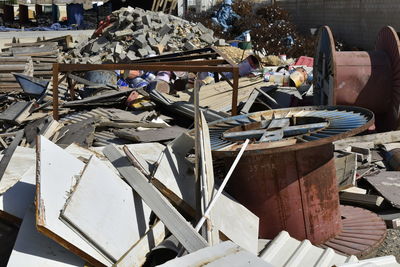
(0, 166, 35, 220)
(36, 136, 111, 266)
(7, 205, 85, 267)
(0, 146, 35, 194)
(159, 241, 273, 267)
(60, 156, 152, 262)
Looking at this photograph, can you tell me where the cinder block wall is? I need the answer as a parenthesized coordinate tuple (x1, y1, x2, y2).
(275, 0, 400, 50)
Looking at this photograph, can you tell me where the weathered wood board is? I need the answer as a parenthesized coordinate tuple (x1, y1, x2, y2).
(36, 136, 111, 266)
(365, 171, 400, 209)
(60, 156, 152, 262)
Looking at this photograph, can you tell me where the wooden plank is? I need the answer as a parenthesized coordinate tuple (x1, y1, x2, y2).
(158, 241, 272, 267)
(116, 220, 167, 267)
(7, 206, 85, 267)
(339, 192, 384, 209)
(115, 126, 187, 143)
(0, 166, 35, 221)
(335, 153, 357, 190)
(240, 89, 260, 114)
(36, 136, 111, 266)
(60, 156, 152, 262)
(335, 131, 400, 149)
(378, 212, 400, 229)
(150, 135, 259, 254)
(199, 111, 218, 244)
(0, 102, 33, 124)
(0, 130, 24, 184)
(0, 146, 35, 194)
(103, 145, 209, 253)
(365, 171, 400, 209)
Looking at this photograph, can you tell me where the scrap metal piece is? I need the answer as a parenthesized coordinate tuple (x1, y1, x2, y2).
(196, 106, 382, 257)
(314, 26, 400, 132)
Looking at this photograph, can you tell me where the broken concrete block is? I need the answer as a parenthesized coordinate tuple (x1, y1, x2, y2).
(127, 51, 138, 61)
(115, 28, 134, 38)
(214, 39, 227, 46)
(196, 22, 209, 33)
(147, 37, 158, 47)
(134, 35, 148, 48)
(138, 48, 149, 57)
(184, 41, 197, 51)
(88, 55, 102, 64)
(200, 33, 215, 44)
(142, 15, 152, 26)
(160, 35, 170, 46)
(159, 24, 173, 37)
(114, 43, 124, 55)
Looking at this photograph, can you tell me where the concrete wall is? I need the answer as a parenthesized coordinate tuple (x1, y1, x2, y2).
(276, 0, 400, 50)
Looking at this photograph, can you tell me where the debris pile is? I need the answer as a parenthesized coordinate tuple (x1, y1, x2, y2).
(66, 6, 224, 64)
(0, 3, 400, 267)
(187, 1, 317, 58)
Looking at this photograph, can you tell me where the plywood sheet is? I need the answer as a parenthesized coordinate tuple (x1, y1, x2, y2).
(36, 136, 111, 266)
(0, 166, 35, 221)
(61, 156, 152, 262)
(7, 206, 85, 267)
(365, 171, 400, 208)
(0, 146, 35, 194)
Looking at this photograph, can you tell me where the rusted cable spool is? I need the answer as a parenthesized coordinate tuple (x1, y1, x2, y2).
(313, 26, 400, 132)
(208, 106, 386, 256)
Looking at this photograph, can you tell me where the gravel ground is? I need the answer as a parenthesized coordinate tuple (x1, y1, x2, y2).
(367, 229, 400, 261)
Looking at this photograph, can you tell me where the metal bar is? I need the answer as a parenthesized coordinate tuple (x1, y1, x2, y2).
(219, 72, 234, 88)
(58, 64, 234, 73)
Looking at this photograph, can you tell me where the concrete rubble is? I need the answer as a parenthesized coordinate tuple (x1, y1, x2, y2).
(0, 2, 399, 267)
(63, 7, 222, 64)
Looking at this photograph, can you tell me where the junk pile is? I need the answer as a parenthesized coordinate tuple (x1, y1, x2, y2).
(0, 4, 400, 266)
(186, 1, 317, 58)
(65, 6, 225, 64)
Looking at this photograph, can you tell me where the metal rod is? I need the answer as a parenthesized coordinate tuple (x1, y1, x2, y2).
(195, 139, 250, 232)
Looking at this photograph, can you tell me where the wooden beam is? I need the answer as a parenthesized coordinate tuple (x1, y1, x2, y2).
(0, 130, 24, 183)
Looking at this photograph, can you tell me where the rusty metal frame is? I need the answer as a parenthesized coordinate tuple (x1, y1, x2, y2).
(52, 48, 240, 120)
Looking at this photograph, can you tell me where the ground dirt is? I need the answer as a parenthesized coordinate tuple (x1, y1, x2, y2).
(368, 229, 400, 261)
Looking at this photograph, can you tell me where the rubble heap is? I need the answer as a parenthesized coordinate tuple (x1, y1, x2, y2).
(66, 6, 224, 64)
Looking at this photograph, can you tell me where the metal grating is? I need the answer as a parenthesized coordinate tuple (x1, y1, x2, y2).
(206, 106, 374, 154)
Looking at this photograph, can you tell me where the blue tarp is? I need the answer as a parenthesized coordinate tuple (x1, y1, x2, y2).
(211, 3, 240, 31)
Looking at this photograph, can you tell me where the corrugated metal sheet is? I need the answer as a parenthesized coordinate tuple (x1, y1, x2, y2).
(337, 256, 400, 267)
(259, 231, 357, 267)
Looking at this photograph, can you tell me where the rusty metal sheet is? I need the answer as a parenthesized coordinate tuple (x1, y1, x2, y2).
(365, 171, 400, 208)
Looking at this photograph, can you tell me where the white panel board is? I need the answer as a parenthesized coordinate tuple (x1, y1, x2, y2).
(153, 142, 259, 254)
(0, 146, 35, 194)
(60, 156, 152, 262)
(7, 205, 85, 267)
(36, 136, 111, 266)
(0, 166, 35, 220)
